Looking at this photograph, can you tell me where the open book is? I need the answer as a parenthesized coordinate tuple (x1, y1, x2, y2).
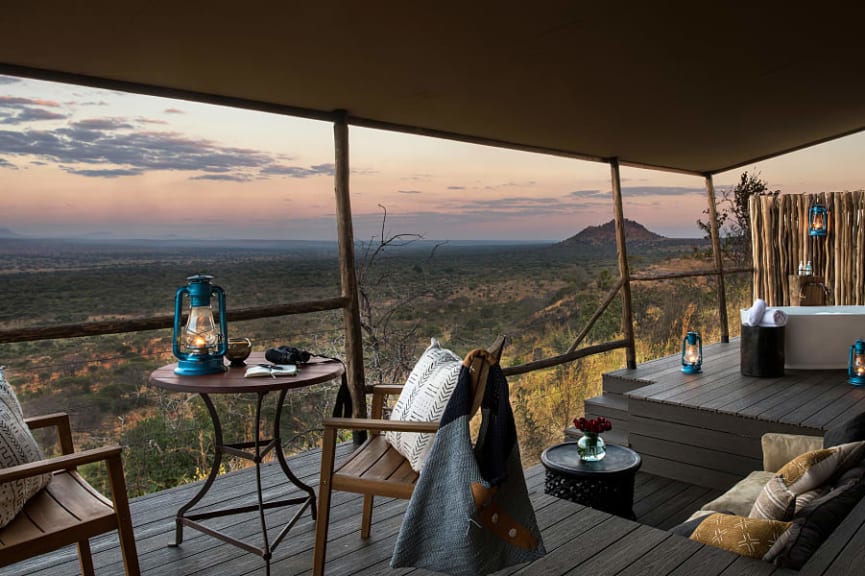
(244, 364, 298, 378)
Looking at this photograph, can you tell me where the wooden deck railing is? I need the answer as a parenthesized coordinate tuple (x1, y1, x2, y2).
(0, 298, 348, 344)
(0, 268, 751, 378)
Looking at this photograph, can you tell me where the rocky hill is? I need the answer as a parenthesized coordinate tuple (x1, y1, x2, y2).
(553, 219, 707, 259)
(557, 219, 664, 248)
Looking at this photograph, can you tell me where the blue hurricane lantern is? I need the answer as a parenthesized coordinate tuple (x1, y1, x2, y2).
(849, 340, 865, 386)
(681, 331, 703, 374)
(172, 274, 228, 375)
(809, 203, 828, 237)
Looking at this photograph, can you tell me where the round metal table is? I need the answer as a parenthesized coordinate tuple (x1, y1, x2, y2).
(540, 441, 642, 519)
(148, 353, 344, 574)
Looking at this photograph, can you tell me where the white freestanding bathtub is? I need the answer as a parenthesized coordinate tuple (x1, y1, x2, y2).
(776, 306, 865, 370)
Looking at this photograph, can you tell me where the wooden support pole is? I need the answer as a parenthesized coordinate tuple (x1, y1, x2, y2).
(333, 111, 367, 427)
(705, 174, 729, 343)
(610, 159, 636, 369)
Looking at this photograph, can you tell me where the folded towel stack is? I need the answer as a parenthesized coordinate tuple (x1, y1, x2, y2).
(741, 299, 788, 327)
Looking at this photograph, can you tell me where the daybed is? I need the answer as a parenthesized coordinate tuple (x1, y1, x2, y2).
(673, 415, 865, 570)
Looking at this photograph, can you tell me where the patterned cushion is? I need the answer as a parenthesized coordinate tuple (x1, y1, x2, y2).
(764, 474, 865, 568)
(689, 513, 791, 558)
(385, 339, 462, 472)
(750, 440, 865, 520)
(0, 367, 52, 528)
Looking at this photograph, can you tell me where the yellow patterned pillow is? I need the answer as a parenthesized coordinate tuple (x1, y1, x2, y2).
(690, 513, 791, 558)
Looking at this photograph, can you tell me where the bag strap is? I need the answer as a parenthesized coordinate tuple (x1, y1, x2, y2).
(464, 335, 507, 418)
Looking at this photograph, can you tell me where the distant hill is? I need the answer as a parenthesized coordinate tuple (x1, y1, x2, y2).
(557, 219, 663, 248)
(551, 218, 708, 260)
(0, 227, 20, 238)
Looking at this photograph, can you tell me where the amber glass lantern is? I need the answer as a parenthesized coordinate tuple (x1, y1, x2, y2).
(809, 203, 828, 237)
(172, 274, 228, 375)
(681, 331, 703, 374)
(849, 340, 865, 386)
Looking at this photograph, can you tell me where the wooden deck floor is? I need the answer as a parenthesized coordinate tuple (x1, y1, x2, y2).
(6, 442, 730, 576)
(12, 343, 865, 576)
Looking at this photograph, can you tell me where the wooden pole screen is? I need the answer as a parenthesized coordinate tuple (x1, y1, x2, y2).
(749, 191, 865, 306)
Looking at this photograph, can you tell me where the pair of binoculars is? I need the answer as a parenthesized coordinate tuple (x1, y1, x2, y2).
(265, 346, 311, 365)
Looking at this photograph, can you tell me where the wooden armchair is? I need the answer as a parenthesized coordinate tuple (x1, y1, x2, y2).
(312, 336, 506, 576)
(0, 412, 140, 576)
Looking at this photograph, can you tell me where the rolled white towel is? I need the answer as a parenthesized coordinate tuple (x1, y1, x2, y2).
(760, 308, 788, 327)
(745, 299, 767, 326)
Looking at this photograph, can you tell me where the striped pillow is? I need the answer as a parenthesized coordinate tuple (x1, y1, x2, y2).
(0, 367, 52, 528)
(751, 440, 865, 520)
(385, 339, 462, 471)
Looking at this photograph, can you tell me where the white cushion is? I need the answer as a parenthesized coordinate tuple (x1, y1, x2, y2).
(385, 338, 462, 472)
(699, 470, 775, 517)
(762, 433, 824, 473)
(0, 367, 52, 528)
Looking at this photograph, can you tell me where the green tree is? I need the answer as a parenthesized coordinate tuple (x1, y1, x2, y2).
(698, 170, 779, 265)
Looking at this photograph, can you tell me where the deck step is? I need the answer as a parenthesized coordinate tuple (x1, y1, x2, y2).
(585, 392, 629, 418)
(602, 372, 651, 395)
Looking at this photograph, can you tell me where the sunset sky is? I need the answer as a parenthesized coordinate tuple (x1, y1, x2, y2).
(2, 74, 864, 243)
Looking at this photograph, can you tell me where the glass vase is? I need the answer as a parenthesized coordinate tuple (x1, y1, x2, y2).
(577, 433, 606, 461)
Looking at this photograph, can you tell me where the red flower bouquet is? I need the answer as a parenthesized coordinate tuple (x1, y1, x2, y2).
(573, 416, 612, 436)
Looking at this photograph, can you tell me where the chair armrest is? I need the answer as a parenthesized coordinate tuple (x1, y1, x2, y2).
(322, 417, 439, 434)
(762, 433, 824, 472)
(369, 384, 404, 396)
(24, 412, 75, 455)
(0, 445, 123, 483)
(369, 384, 405, 420)
(24, 412, 70, 430)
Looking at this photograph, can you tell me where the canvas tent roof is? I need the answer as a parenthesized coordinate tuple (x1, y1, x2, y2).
(1, 1, 863, 175)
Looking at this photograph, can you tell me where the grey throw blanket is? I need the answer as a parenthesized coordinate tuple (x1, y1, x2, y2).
(391, 360, 545, 575)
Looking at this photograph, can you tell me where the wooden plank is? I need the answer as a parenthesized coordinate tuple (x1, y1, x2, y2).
(633, 473, 675, 503)
(629, 397, 814, 438)
(624, 346, 741, 399)
(711, 377, 811, 415)
(610, 341, 739, 385)
(638, 453, 742, 491)
(615, 529, 704, 576)
(511, 514, 640, 575)
(683, 374, 783, 412)
(666, 543, 738, 576)
(560, 523, 672, 575)
(825, 393, 865, 429)
(719, 555, 778, 576)
(801, 386, 865, 429)
(630, 415, 762, 460)
(778, 380, 855, 428)
(631, 435, 760, 482)
(638, 483, 719, 530)
(739, 374, 834, 419)
(630, 363, 745, 404)
(755, 372, 844, 424)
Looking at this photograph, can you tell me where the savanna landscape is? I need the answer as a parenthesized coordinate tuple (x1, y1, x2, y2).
(0, 219, 750, 498)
